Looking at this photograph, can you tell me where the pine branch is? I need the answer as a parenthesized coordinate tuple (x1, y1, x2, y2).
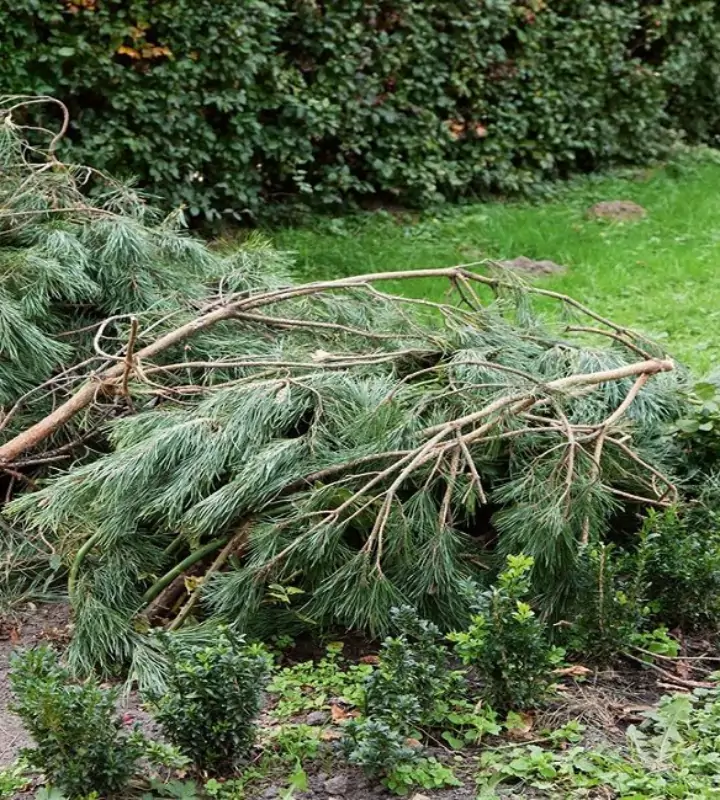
(0, 271, 670, 466)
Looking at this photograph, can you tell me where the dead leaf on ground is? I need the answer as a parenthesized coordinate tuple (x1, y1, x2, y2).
(506, 711, 534, 740)
(554, 664, 592, 678)
(330, 703, 359, 722)
(405, 737, 423, 748)
(359, 654, 380, 664)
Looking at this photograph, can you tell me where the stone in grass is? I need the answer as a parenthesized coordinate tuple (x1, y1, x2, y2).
(586, 200, 647, 221)
(495, 256, 566, 276)
(306, 710, 329, 726)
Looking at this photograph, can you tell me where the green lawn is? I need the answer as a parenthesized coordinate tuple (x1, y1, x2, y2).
(270, 158, 720, 372)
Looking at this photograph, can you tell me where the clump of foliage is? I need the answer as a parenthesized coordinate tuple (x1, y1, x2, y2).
(9, 646, 143, 797)
(568, 543, 648, 664)
(144, 629, 269, 774)
(640, 507, 720, 631)
(267, 641, 372, 719)
(0, 96, 287, 614)
(2, 3, 720, 219)
(343, 606, 463, 792)
(567, 503, 720, 661)
(478, 687, 720, 798)
(0, 759, 30, 799)
(363, 605, 465, 730)
(671, 378, 720, 471)
(451, 555, 563, 709)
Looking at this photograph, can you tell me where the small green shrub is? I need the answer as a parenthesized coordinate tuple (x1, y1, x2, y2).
(450, 555, 563, 710)
(568, 543, 647, 665)
(9, 646, 142, 797)
(145, 629, 268, 774)
(343, 606, 463, 789)
(639, 508, 720, 631)
(343, 719, 420, 778)
(343, 720, 461, 796)
(363, 605, 464, 730)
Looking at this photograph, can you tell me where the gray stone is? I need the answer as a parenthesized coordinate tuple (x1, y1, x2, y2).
(306, 710, 329, 726)
(324, 774, 349, 795)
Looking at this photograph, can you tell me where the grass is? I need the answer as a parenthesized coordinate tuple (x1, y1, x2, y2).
(270, 155, 720, 372)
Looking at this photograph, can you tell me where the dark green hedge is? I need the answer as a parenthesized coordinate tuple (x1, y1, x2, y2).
(2, 1, 719, 221)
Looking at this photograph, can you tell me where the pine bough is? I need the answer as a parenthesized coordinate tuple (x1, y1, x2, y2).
(0, 99, 687, 686)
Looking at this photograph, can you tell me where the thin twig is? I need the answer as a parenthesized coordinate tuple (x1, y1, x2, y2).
(622, 651, 717, 689)
(120, 317, 139, 409)
(168, 523, 250, 631)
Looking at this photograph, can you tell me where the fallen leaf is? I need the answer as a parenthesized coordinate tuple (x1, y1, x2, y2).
(553, 664, 592, 678)
(330, 703, 352, 722)
(320, 729, 342, 741)
(359, 654, 380, 664)
(506, 711, 534, 741)
(405, 737, 423, 748)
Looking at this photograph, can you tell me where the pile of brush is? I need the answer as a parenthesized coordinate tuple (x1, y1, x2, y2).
(0, 98, 688, 686)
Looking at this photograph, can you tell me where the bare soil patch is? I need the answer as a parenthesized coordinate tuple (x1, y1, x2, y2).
(495, 256, 567, 276)
(587, 200, 647, 221)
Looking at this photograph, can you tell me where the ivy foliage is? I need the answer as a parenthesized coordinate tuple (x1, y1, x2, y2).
(1, 1, 719, 220)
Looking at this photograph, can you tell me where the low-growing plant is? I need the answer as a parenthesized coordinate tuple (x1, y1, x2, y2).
(262, 723, 324, 796)
(450, 555, 563, 710)
(477, 687, 720, 798)
(568, 543, 647, 664)
(145, 629, 268, 774)
(630, 627, 681, 660)
(0, 758, 30, 799)
(364, 605, 465, 731)
(439, 704, 502, 751)
(384, 756, 462, 797)
(343, 719, 422, 782)
(343, 606, 465, 792)
(9, 646, 142, 797)
(267, 641, 372, 719)
(639, 508, 720, 631)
